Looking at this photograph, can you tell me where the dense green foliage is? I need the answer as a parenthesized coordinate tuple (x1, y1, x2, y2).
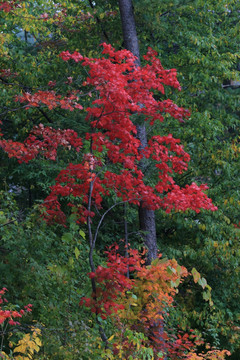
(0, 0, 239, 358)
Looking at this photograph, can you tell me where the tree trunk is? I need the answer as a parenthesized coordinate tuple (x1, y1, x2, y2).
(118, 0, 157, 264)
(118, 0, 140, 66)
(118, 2, 166, 357)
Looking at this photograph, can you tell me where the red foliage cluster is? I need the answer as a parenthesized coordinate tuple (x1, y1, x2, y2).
(0, 123, 82, 162)
(0, 69, 18, 78)
(80, 245, 141, 319)
(0, 43, 217, 223)
(16, 90, 83, 111)
(79, 245, 231, 359)
(0, 0, 21, 12)
(80, 245, 225, 359)
(0, 288, 32, 326)
(45, 45, 216, 222)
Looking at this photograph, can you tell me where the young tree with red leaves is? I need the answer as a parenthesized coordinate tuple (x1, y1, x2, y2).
(0, 43, 218, 353)
(0, 44, 217, 227)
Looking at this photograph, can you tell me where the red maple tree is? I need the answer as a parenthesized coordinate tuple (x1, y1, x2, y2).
(0, 43, 217, 225)
(0, 43, 229, 359)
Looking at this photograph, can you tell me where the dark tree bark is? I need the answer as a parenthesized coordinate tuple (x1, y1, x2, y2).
(138, 206, 158, 262)
(118, 0, 157, 264)
(118, 0, 140, 66)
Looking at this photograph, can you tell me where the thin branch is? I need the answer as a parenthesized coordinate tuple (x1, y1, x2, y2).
(0, 105, 29, 117)
(87, 166, 108, 345)
(0, 219, 16, 228)
(37, 108, 53, 123)
(92, 199, 133, 249)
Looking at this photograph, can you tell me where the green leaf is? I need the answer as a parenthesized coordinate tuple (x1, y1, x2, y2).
(79, 229, 86, 239)
(68, 257, 74, 267)
(203, 291, 210, 301)
(198, 277, 207, 289)
(74, 247, 80, 260)
(191, 267, 201, 283)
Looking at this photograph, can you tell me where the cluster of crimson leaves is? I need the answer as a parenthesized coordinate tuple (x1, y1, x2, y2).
(80, 245, 230, 360)
(0, 43, 217, 224)
(80, 244, 191, 359)
(0, 69, 18, 78)
(16, 90, 84, 112)
(0, 0, 22, 13)
(0, 122, 82, 162)
(0, 288, 32, 326)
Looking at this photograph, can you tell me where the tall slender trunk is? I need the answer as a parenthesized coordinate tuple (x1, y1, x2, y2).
(118, 0, 157, 264)
(118, 2, 166, 358)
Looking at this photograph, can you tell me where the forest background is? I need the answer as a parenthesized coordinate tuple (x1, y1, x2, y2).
(0, 0, 239, 359)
